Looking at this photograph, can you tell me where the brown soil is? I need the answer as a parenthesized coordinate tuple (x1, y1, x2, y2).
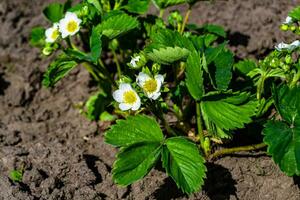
(1, 0, 300, 199)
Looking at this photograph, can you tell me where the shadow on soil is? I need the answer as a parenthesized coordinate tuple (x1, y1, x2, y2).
(293, 176, 300, 189)
(228, 31, 250, 47)
(0, 73, 10, 95)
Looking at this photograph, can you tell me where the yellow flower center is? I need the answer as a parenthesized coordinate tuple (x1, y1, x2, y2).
(51, 29, 59, 40)
(123, 91, 137, 104)
(143, 79, 157, 93)
(67, 20, 78, 32)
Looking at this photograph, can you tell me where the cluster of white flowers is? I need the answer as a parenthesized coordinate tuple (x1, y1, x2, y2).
(113, 72, 164, 111)
(275, 40, 300, 51)
(45, 12, 82, 43)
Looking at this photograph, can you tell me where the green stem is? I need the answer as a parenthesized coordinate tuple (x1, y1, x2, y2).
(180, 7, 192, 34)
(112, 49, 122, 79)
(82, 62, 103, 82)
(98, 59, 116, 86)
(196, 102, 205, 149)
(257, 76, 265, 100)
(209, 143, 267, 159)
(159, 9, 165, 18)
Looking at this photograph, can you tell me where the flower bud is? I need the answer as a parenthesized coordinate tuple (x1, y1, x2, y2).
(290, 25, 297, 31)
(285, 55, 293, 64)
(280, 24, 289, 31)
(152, 63, 161, 74)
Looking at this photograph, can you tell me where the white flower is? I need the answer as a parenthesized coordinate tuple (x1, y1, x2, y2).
(45, 23, 59, 43)
(58, 12, 82, 38)
(130, 56, 141, 68)
(113, 83, 141, 111)
(275, 40, 300, 51)
(136, 72, 164, 100)
(283, 16, 293, 24)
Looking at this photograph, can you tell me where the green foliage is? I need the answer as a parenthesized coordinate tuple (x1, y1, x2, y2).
(42, 55, 77, 87)
(205, 43, 226, 65)
(234, 59, 257, 75)
(162, 137, 206, 194)
(199, 24, 226, 38)
(289, 6, 300, 21)
(147, 46, 190, 65)
(87, 0, 102, 14)
(43, 3, 64, 22)
(90, 28, 102, 63)
(85, 92, 109, 121)
(30, 27, 45, 47)
(105, 115, 164, 147)
(214, 50, 234, 90)
(201, 92, 257, 137)
(95, 13, 139, 39)
(112, 142, 162, 185)
(152, 0, 186, 9)
(185, 51, 204, 100)
(9, 170, 23, 183)
(124, 0, 150, 14)
(263, 85, 300, 176)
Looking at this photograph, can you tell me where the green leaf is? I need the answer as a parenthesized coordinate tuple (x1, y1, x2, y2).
(273, 85, 300, 124)
(262, 85, 300, 176)
(214, 50, 234, 90)
(105, 115, 164, 147)
(9, 170, 23, 183)
(263, 120, 300, 176)
(201, 92, 257, 131)
(87, 0, 102, 14)
(185, 51, 204, 100)
(200, 24, 226, 38)
(43, 3, 64, 22)
(205, 43, 226, 65)
(65, 49, 94, 63)
(42, 55, 77, 87)
(95, 13, 139, 39)
(234, 59, 257, 75)
(124, 0, 150, 14)
(146, 46, 190, 65)
(112, 142, 162, 185)
(152, 0, 186, 9)
(90, 28, 102, 63)
(289, 6, 300, 21)
(162, 137, 206, 194)
(85, 92, 108, 121)
(30, 27, 45, 47)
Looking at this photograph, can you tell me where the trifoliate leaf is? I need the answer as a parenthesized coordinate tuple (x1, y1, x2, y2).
(162, 137, 206, 194)
(234, 59, 257, 75)
(146, 46, 190, 65)
(263, 120, 300, 176)
(124, 0, 150, 14)
(289, 6, 300, 21)
(90, 28, 102, 63)
(105, 115, 164, 147)
(42, 55, 77, 87)
(30, 27, 45, 47)
(185, 51, 204, 100)
(43, 3, 64, 23)
(201, 92, 257, 131)
(112, 142, 162, 185)
(214, 50, 234, 90)
(95, 13, 139, 39)
(85, 92, 109, 121)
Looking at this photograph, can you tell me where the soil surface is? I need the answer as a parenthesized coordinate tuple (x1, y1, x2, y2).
(1, 0, 300, 199)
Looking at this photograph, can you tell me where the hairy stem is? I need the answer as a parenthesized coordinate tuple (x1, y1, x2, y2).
(180, 8, 191, 34)
(209, 143, 267, 159)
(159, 9, 165, 18)
(111, 49, 122, 79)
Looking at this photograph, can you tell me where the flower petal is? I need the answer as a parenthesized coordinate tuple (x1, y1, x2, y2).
(151, 92, 161, 100)
(119, 83, 132, 91)
(136, 72, 150, 87)
(119, 103, 132, 111)
(113, 89, 123, 102)
(131, 97, 141, 111)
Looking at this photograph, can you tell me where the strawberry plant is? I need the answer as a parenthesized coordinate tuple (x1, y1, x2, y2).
(31, 0, 300, 195)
